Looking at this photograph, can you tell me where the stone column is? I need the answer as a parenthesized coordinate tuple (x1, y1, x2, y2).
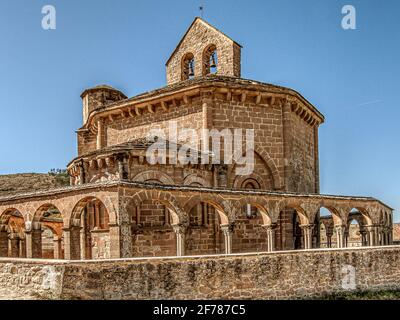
(80, 228, 86, 260)
(0, 227, 9, 257)
(9, 233, 19, 258)
(78, 161, 85, 186)
(388, 227, 393, 245)
(262, 224, 276, 252)
(25, 231, 33, 258)
(220, 224, 234, 254)
(70, 227, 81, 260)
(344, 230, 349, 247)
(19, 238, 26, 258)
(365, 225, 377, 246)
(382, 228, 388, 246)
(385, 228, 390, 246)
(360, 229, 368, 247)
(31, 229, 43, 258)
(96, 119, 105, 149)
(172, 224, 186, 257)
(300, 224, 314, 250)
(63, 227, 81, 260)
(334, 225, 346, 248)
(53, 236, 63, 259)
(326, 233, 333, 248)
(63, 229, 71, 260)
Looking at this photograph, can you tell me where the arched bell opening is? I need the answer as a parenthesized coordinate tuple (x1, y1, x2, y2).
(181, 52, 195, 80)
(203, 44, 218, 75)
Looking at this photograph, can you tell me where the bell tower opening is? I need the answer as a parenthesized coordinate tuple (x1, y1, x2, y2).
(166, 17, 242, 85)
(181, 53, 195, 80)
(203, 44, 218, 75)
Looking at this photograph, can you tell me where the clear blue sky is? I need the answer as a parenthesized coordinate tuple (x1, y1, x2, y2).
(0, 0, 399, 220)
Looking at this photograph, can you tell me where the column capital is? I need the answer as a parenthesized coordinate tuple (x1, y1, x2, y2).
(8, 232, 20, 240)
(220, 223, 235, 235)
(300, 224, 314, 231)
(261, 223, 277, 231)
(172, 223, 187, 235)
(334, 224, 346, 231)
(364, 224, 378, 231)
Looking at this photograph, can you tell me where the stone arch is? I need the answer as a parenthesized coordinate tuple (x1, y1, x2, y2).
(125, 190, 184, 258)
(233, 197, 272, 226)
(66, 193, 117, 227)
(230, 146, 283, 190)
(127, 190, 185, 225)
(183, 194, 231, 225)
(0, 207, 24, 224)
(70, 196, 109, 227)
(181, 52, 195, 80)
(202, 44, 218, 75)
(33, 203, 62, 224)
(183, 194, 233, 256)
(0, 208, 25, 258)
(233, 173, 266, 190)
(346, 212, 364, 247)
(68, 196, 112, 260)
(133, 171, 175, 185)
(231, 197, 273, 253)
(30, 203, 64, 259)
(275, 200, 313, 250)
(317, 205, 344, 226)
(183, 174, 211, 187)
(346, 207, 373, 226)
(284, 201, 310, 226)
(254, 146, 284, 189)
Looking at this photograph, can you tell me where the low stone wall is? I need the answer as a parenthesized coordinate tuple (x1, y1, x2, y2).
(1, 246, 400, 300)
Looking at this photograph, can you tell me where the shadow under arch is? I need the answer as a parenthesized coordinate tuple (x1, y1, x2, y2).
(276, 203, 311, 251)
(68, 196, 111, 260)
(346, 211, 365, 247)
(183, 195, 232, 255)
(0, 208, 25, 258)
(31, 203, 64, 259)
(125, 191, 188, 258)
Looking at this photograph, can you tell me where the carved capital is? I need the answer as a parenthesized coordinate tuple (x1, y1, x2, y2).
(220, 223, 235, 235)
(172, 223, 187, 235)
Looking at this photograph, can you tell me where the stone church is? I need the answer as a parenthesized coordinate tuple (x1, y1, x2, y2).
(0, 18, 393, 260)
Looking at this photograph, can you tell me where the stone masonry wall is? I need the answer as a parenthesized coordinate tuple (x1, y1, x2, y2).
(1, 246, 400, 300)
(166, 18, 241, 85)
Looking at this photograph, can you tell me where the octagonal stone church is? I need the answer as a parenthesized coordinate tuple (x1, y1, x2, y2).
(0, 18, 393, 260)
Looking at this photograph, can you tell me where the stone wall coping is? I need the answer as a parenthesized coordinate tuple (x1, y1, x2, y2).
(0, 245, 399, 266)
(0, 180, 392, 210)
